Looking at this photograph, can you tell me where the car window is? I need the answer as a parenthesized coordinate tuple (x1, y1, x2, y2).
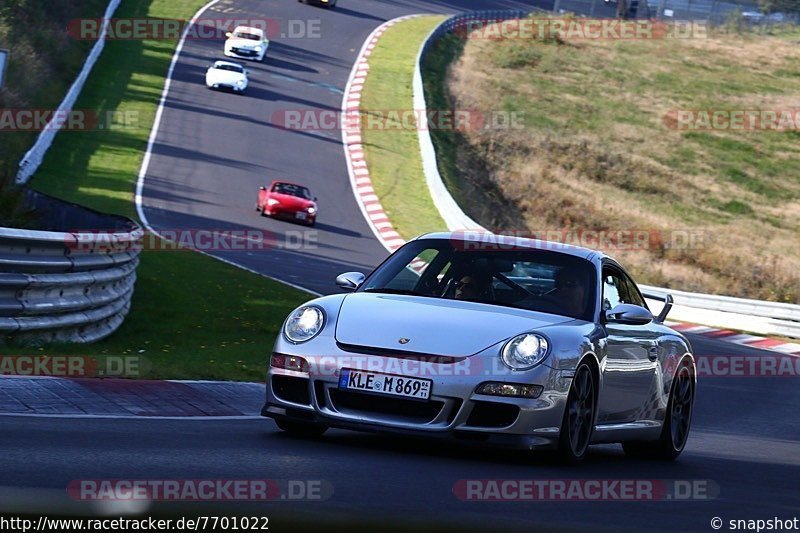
(622, 275, 646, 308)
(272, 183, 311, 199)
(602, 267, 645, 310)
(235, 32, 261, 40)
(359, 239, 597, 320)
(602, 270, 624, 311)
(215, 64, 243, 73)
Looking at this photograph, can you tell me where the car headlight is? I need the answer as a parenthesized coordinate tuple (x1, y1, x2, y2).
(236, 79, 245, 86)
(255, 45, 263, 52)
(307, 206, 317, 214)
(267, 198, 280, 206)
(284, 306, 325, 343)
(501, 333, 550, 370)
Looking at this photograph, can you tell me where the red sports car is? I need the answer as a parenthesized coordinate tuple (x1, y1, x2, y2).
(257, 181, 318, 226)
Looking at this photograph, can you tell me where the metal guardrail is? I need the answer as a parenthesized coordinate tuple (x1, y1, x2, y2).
(414, 10, 800, 338)
(0, 191, 142, 345)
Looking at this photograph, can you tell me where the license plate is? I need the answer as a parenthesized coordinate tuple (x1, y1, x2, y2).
(338, 369, 432, 400)
(295, 212, 307, 220)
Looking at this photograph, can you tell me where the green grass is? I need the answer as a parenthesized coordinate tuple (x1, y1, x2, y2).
(0, 0, 110, 178)
(0, 0, 310, 380)
(360, 16, 448, 240)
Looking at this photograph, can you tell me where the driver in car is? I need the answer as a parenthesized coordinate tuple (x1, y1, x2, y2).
(550, 267, 587, 317)
(454, 269, 493, 302)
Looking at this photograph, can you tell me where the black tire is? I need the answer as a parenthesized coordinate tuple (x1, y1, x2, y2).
(623, 360, 694, 460)
(557, 362, 597, 465)
(275, 419, 327, 437)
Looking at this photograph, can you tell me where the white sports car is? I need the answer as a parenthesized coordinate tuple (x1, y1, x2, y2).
(205, 61, 249, 93)
(224, 26, 269, 62)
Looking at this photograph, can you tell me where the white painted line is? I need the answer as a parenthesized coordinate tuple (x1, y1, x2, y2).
(768, 344, 800, 355)
(726, 334, 764, 344)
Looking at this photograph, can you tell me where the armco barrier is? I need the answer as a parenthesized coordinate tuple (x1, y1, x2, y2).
(0, 191, 142, 345)
(16, 0, 122, 184)
(412, 11, 800, 338)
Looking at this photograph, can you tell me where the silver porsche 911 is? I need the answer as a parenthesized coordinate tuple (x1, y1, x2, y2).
(262, 232, 696, 463)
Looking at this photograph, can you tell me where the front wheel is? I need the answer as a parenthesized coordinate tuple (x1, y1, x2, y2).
(275, 419, 327, 438)
(623, 360, 694, 460)
(557, 362, 596, 465)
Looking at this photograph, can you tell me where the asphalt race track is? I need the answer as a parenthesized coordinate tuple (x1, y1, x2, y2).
(138, 0, 573, 294)
(2, 1, 798, 531)
(2, 337, 798, 530)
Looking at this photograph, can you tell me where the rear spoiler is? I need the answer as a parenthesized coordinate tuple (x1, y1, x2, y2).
(641, 290, 674, 323)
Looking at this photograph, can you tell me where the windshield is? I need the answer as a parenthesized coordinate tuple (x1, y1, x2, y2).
(273, 183, 312, 199)
(214, 64, 243, 73)
(234, 31, 261, 41)
(360, 239, 597, 321)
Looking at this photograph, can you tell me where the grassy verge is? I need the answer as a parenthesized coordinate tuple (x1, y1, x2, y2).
(423, 18, 800, 302)
(0, 0, 109, 179)
(0, 0, 309, 381)
(360, 16, 448, 240)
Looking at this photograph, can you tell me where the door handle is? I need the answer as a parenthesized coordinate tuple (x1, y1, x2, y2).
(648, 345, 659, 361)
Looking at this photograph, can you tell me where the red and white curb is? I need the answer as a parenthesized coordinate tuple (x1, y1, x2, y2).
(667, 322, 800, 355)
(341, 15, 421, 254)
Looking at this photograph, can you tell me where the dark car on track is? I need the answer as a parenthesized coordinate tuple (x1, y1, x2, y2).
(298, 0, 337, 8)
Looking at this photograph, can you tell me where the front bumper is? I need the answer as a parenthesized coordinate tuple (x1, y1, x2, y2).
(207, 83, 246, 92)
(265, 207, 316, 225)
(262, 347, 573, 450)
(225, 46, 267, 61)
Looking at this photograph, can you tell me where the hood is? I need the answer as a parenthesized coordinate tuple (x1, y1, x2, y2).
(207, 69, 246, 85)
(334, 293, 572, 357)
(226, 38, 265, 50)
(271, 192, 314, 209)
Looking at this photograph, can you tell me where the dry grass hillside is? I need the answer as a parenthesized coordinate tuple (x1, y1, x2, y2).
(426, 18, 800, 302)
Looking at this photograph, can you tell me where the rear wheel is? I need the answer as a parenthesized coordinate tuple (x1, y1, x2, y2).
(557, 362, 596, 465)
(623, 360, 694, 460)
(275, 419, 327, 438)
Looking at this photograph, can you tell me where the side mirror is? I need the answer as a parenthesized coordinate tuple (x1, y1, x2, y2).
(605, 304, 653, 326)
(336, 272, 365, 292)
(314, 196, 318, 202)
